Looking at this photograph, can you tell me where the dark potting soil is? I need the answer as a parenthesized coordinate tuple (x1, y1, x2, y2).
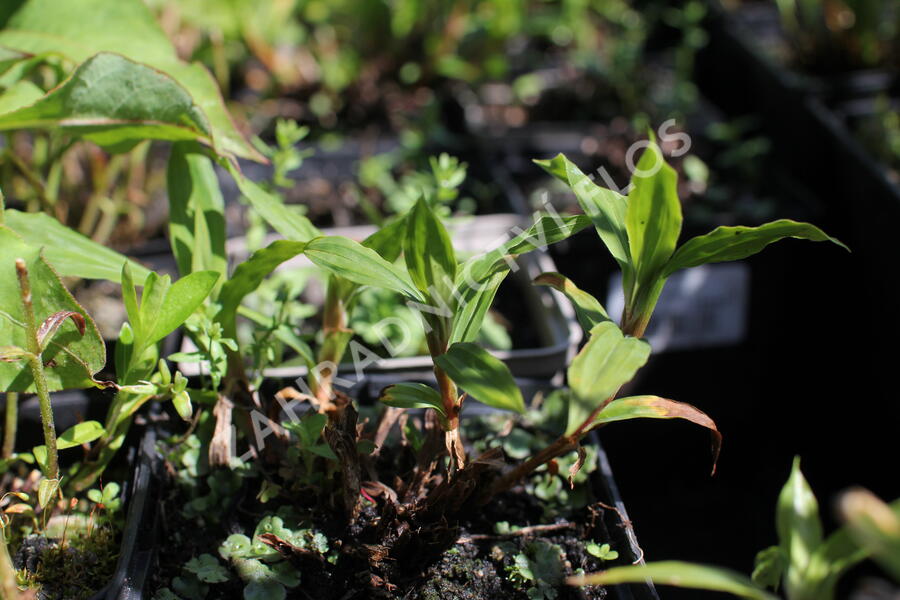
(151, 410, 613, 599)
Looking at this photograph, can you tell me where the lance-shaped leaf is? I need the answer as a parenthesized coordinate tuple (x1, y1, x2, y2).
(566, 322, 650, 436)
(362, 215, 407, 262)
(33, 420, 105, 469)
(591, 395, 722, 473)
(216, 240, 308, 338)
(167, 142, 227, 282)
(0, 53, 211, 149)
(626, 140, 682, 290)
(221, 159, 320, 242)
(534, 272, 610, 331)
(449, 268, 508, 344)
(839, 490, 900, 582)
(138, 271, 219, 348)
(5, 209, 150, 282)
(568, 562, 778, 600)
(459, 214, 591, 286)
(379, 383, 446, 417)
(404, 198, 457, 298)
(664, 220, 848, 277)
(534, 154, 631, 271)
(0, 226, 104, 392)
(434, 342, 524, 414)
(778, 457, 824, 599)
(0, 0, 261, 160)
(304, 236, 423, 302)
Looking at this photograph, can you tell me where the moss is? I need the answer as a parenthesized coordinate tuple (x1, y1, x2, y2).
(22, 526, 118, 600)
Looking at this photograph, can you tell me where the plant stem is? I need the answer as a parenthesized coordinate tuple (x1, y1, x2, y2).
(2, 393, 17, 459)
(0, 530, 17, 600)
(15, 259, 59, 479)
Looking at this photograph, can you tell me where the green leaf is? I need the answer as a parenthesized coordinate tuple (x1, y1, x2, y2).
(664, 220, 848, 277)
(626, 140, 682, 290)
(304, 236, 423, 302)
(569, 561, 778, 600)
(147, 271, 219, 346)
(37, 477, 60, 509)
(778, 457, 824, 599)
(0, 0, 260, 160)
(752, 546, 786, 591)
(534, 155, 631, 271)
(592, 395, 721, 473)
(57, 420, 104, 449)
(167, 143, 227, 282)
(184, 554, 230, 584)
(0, 53, 211, 149)
(245, 581, 286, 600)
(449, 269, 508, 344)
(173, 390, 193, 422)
(5, 209, 150, 282)
(379, 382, 445, 416)
(460, 214, 591, 286)
(217, 240, 308, 339)
(434, 342, 525, 414)
(404, 197, 457, 296)
(0, 226, 105, 392)
(534, 272, 609, 331)
(362, 215, 407, 262)
(0, 79, 43, 114)
(565, 322, 650, 436)
(221, 159, 320, 241)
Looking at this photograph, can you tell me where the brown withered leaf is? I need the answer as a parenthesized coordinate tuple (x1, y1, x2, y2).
(567, 444, 587, 489)
(323, 402, 362, 521)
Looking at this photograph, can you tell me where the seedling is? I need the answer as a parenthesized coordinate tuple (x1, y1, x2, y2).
(569, 458, 900, 600)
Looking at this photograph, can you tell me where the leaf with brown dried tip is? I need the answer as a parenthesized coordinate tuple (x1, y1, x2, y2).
(37, 311, 85, 352)
(592, 395, 722, 474)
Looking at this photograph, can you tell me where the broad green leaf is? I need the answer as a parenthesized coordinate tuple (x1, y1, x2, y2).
(0, 0, 260, 160)
(362, 215, 407, 262)
(149, 271, 219, 345)
(379, 382, 446, 416)
(167, 143, 226, 282)
(450, 268, 508, 344)
(778, 457, 824, 599)
(5, 209, 150, 282)
(534, 272, 610, 331)
(434, 342, 524, 414)
(592, 395, 721, 473)
(56, 420, 104, 449)
(304, 236, 423, 302)
(404, 197, 457, 296)
(534, 154, 631, 271)
(0, 226, 105, 392)
(460, 214, 591, 286)
(839, 491, 900, 582)
(217, 240, 308, 338)
(0, 53, 210, 149)
(626, 141, 682, 290)
(664, 220, 848, 277)
(569, 561, 778, 600)
(0, 79, 43, 114)
(566, 322, 650, 436)
(221, 159, 320, 242)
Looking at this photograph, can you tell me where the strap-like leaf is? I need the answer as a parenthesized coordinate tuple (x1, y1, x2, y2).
(626, 140, 682, 290)
(450, 269, 508, 344)
(568, 562, 779, 600)
(534, 272, 609, 331)
(379, 383, 446, 417)
(404, 198, 457, 296)
(566, 322, 650, 436)
(534, 154, 631, 271)
(665, 220, 848, 277)
(592, 395, 722, 473)
(5, 209, 150, 282)
(435, 342, 524, 414)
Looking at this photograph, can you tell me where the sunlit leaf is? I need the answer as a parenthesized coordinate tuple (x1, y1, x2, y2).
(435, 342, 524, 414)
(379, 382, 446, 416)
(534, 272, 609, 331)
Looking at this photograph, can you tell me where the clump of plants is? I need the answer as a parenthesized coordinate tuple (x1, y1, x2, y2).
(143, 135, 843, 598)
